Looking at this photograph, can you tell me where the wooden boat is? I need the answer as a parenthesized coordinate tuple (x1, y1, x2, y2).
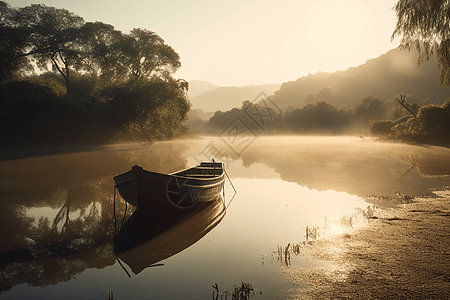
(113, 162, 225, 212)
(114, 196, 226, 275)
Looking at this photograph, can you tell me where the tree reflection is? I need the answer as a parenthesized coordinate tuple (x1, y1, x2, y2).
(238, 138, 450, 197)
(0, 203, 34, 253)
(391, 146, 450, 178)
(0, 181, 128, 293)
(0, 141, 190, 292)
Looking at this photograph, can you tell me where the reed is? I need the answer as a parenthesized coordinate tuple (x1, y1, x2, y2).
(212, 282, 219, 300)
(212, 282, 256, 300)
(306, 225, 320, 241)
(233, 282, 255, 299)
(277, 243, 292, 266)
(275, 204, 378, 266)
(339, 214, 353, 228)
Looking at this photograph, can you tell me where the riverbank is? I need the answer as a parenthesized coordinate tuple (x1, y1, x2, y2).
(285, 190, 450, 299)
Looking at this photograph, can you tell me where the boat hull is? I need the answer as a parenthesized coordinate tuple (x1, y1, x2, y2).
(114, 163, 225, 212)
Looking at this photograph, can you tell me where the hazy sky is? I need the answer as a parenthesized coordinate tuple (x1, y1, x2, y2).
(8, 0, 400, 86)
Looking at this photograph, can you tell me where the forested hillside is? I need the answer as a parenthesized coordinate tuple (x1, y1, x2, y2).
(187, 47, 450, 140)
(273, 48, 450, 109)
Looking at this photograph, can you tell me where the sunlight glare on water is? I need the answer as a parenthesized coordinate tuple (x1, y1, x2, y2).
(222, 176, 366, 246)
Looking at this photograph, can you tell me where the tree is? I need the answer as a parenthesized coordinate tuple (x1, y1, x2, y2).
(29, 5, 85, 94)
(283, 101, 352, 133)
(77, 22, 127, 88)
(144, 79, 191, 139)
(78, 26, 182, 95)
(117, 28, 181, 82)
(391, 0, 450, 85)
(353, 96, 387, 122)
(0, 1, 34, 80)
(107, 76, 189, 142)
(0, 2, 85, 92)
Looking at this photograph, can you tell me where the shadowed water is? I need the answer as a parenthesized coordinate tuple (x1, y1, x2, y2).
(0, 136, 449, 299)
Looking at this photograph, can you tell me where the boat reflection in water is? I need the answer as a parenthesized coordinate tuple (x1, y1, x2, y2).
(114, 195, 226, 275)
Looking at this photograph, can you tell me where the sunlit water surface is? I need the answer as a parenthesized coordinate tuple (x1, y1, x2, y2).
(1, 136, 449, 299)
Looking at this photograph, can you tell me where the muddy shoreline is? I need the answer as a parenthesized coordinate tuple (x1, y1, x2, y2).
(285, 191, 450, 299)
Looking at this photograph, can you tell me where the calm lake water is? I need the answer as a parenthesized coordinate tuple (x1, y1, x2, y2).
(1, 136, 449, 299)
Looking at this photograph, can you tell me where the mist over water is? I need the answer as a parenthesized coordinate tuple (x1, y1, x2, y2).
(234, 136, 450, 197)
(0, 136, 449, 299)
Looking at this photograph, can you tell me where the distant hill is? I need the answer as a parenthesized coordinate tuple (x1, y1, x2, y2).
(273, 48, 450, 109)
(187, 80, 219, 99)
(189, 84, 280, 112)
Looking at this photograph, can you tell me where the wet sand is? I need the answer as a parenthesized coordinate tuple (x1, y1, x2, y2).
(285, 191, 450, 299)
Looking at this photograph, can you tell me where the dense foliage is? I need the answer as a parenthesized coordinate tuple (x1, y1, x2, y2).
(203, 96, 389, 135)
(371, 99, 450, 145)
(197, 89, 449, 146)
(0, 1, 190, 146)
(283, 102, 352, 134)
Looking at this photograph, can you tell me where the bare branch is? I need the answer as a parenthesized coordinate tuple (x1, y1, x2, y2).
(396, 94, 417, 117)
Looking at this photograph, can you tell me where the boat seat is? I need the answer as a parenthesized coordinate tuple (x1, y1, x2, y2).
(181, 174, 217, 177)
